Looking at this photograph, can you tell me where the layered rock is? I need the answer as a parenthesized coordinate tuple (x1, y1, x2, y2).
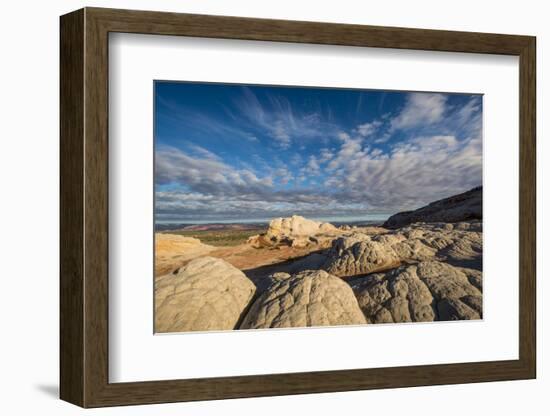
(247, 215, 339, 249)
(155, 257, 256, 332)
(349, 260, 482, 324)
(322, 222, 482, 277)
(240, 270, 366, 329)
(383, 186, 482, 228)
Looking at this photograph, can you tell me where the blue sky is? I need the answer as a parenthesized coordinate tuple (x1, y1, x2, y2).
(155, 82, 482, 223)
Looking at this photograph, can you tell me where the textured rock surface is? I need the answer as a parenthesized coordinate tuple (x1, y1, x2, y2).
(248, 215, 339, 248)
(155, 233, 215, 276)
(322, 233, 403, 277)
(383, 187, 482, 228)
(240, 270, 367, 329)
(349, 260, 482, 324)
(155, 216, 483, 332)
(155, 257, 256, 332)
(322, 221, 481, 277)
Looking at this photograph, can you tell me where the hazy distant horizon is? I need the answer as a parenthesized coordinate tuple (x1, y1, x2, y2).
(155, 213, 391, 225)
(154, 82, 482, 224)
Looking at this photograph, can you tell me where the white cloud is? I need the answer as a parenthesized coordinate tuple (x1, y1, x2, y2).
(155, 146, 353, 220)
(155, 146, 273, 197)
(275, 167, 294, 185)
(370, 148, 384, 158)
(391, 93, 447, 130)
(357, 120, 382, 138)
(319, 148, 334, 163)
(337, 132, 351, 141)
(393, 135, 458, 153)
(187, 144, 222, 161)
(328, 132, 481, 211)
(374, 131, 392, 144)
(453, 96, 483, 139)
(272, 120, 291, 148)
(305, 155, 321, 175)
(290, 153, 303, 166)
(328, 133, 365, 171)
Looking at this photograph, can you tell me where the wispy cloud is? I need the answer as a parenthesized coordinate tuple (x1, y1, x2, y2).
(235, 87, 339, 149)
(356, 120, 383, 138)
(155, 85, 482, 222)
(391, 93, 447, 130)
(155, 145, 273, 197)
(157, 96, 259, 143)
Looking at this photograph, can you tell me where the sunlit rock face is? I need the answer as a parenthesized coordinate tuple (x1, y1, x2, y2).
(248, 215, 339, 249)
(240, 270, 367, 329)
(155, 257, 256, 332)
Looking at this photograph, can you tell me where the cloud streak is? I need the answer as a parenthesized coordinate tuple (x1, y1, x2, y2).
(235, 87, 340, 149)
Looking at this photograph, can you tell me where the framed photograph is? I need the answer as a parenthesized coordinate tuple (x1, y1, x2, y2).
(60, 7, 536, 407)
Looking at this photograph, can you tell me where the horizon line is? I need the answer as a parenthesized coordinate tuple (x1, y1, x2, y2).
(155, 213, 391, 225)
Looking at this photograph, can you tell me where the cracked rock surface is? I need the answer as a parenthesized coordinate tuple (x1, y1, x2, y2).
(349, 260, 482, 324)
(322, 221, 481, 277)
(155, 257, 256, 332)
(240, 270, 366, 329)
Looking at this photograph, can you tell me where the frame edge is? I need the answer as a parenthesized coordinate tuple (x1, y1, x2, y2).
(518, 36, 537, 379)
(60, 8, 86, 408)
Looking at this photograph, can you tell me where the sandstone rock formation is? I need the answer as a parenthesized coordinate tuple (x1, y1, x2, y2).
(247, 215, 339, 248)
(349, 260, 482, 324)
(240, 270, 367, 329)
(155, 257, 256, 332)
(322, 233, 404, 277)
(383, 186, 482, 228)
(155, 214, 483, 331)
(322, 221, 482, 277)
(155, 233, 215, 276)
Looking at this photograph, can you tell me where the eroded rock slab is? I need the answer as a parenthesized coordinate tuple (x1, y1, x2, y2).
(155, 257, 256, 332)
(240, 270, 366, 329)
(349, 261, 482, 324)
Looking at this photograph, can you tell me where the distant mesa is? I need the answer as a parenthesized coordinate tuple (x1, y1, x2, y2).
(383, 186, 482, 228)
(181, 223, 262, 232)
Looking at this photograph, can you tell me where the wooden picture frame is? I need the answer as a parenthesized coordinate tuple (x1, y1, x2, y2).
(60, 7, 536, 408)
